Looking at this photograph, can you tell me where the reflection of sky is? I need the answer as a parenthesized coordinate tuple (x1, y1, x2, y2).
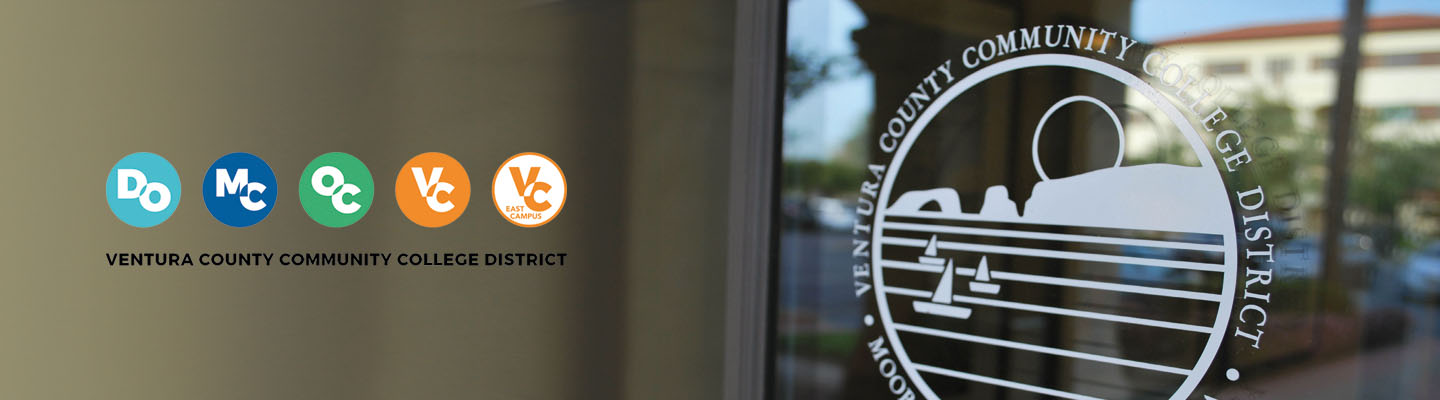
(784, 0, 871, 161)
(1135, 0, 1440, 41)
(784, 0, 1440, 162)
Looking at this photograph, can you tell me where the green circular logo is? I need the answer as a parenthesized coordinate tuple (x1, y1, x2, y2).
(298, 152, 374, 227)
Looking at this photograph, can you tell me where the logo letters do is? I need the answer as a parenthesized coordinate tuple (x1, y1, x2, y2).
(107, 152, 182, 228)
(116, 168, 171, 212)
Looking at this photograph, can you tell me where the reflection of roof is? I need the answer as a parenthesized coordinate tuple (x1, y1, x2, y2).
(1160, 14, 1440, 45)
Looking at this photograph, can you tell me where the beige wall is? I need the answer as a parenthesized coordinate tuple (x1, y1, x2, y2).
(0, 1, 734, 399)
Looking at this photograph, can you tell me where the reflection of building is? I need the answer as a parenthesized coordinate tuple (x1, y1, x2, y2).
(1126, 15, 1440, 243)
(1159, 14, 1440, 139)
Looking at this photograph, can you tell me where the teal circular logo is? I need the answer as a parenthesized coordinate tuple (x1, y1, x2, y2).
(106, 152, 182, 228)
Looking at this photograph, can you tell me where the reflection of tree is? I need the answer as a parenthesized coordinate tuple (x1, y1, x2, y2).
(783, 160, 865, 196)
(788, 46, 872, 106)
(1228, 91, 1440, 256)
(785, 48, 837, 104)
(1226, 92, 1328, 212)
(1120, 103, 1200, 166)
(1349, 132, 1440, 252)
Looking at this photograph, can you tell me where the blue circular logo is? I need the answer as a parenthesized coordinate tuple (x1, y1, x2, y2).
(202, 152, 277, 227)
(107, 152, 182, 228)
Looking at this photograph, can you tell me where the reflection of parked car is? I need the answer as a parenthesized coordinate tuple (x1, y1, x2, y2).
(1403, 242, 1440, 300)
(1272, 234, 1378, 285)
(1116, 233, 1212, 286)
(782, 196, 819, 231)
(807, 197, 855, 232)
(1274, 237, 1319, 278)
(781, 195, 858, 232)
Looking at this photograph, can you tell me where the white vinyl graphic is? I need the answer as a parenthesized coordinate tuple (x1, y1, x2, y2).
(872, 54, 1238, 400)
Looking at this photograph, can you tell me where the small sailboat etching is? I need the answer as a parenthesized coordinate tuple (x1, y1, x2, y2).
(969, 256, 1001, 294)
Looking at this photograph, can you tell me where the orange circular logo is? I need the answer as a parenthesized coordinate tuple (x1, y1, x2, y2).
(395, 152, 470, 227)
(492, 152, 566, 227)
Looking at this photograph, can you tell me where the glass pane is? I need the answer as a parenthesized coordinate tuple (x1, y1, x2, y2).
(775, 1, 1440, 399)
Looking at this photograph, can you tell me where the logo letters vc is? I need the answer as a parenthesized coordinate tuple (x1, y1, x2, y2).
(509, 166, 552, 211)
(396, 152, 470, 227)
(413, 167, 456, 212)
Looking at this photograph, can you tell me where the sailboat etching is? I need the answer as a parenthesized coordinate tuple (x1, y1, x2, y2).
(968, 256, 1000, 294)
(910, 235, 973, 319)
(909, 233, 1007, 320)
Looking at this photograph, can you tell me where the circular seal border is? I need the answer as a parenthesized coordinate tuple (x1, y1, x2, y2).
(870, 53, 1239, 400)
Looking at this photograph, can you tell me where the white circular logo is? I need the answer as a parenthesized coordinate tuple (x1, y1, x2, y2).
(871, 54, 1237, 400)
(492, 152, 567, 227)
